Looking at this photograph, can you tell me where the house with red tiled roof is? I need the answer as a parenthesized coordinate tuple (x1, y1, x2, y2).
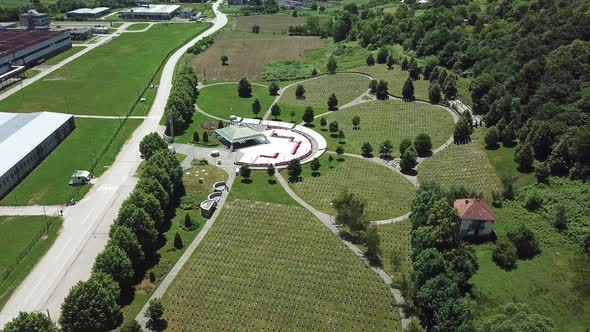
(453, 198, 496, 238)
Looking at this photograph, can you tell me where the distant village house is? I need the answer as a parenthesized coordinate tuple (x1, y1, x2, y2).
(453, 198, 496, 238)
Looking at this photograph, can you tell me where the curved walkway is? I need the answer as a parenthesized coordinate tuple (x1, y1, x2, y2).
(0, 1, 228, 327)
(275, 172, 410, 330)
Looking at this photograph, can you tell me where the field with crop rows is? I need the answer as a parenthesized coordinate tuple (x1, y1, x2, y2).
(313, 99, 454, 155)
(278, 73, 370, 110)
(417, 130, 501, 198)
(353, 65, 430, 100)
(161, 199, 401, 330)
(191, 29, 323, 82)
(289, 156, 415, 221)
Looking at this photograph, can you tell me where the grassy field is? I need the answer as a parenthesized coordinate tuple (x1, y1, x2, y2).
(232, 172, 299, 206)
(478, 127, 535, 189)
(0, 216, 62, 309)
(0, 23, 208, 116)
(288, 155, 415, 221)
(121, 161, 227, 323)
(417, 129, 501, 198)
(377, 221, 412, 282)
(0, 118, 141, 206)
(191, 23, 323, 82)
(195, 83, 275, 120)
(353, 65, 430, 100)
(471, 180, 590, 330)
(42, 47, 84, 65)
(234, 14, 305, 34)
(311, 99, 454, 156)
(161, 198, 401, 330)
(125, 23, 149, 31)
(276, 73, 370, 121)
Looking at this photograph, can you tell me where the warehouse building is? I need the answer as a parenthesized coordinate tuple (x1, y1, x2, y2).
(19, 9, 50, 30)
(0, 112, 75, 199)
(120, 4, 181, 20)
(67, 7, 110, 19)
(0, 29, 71, 88)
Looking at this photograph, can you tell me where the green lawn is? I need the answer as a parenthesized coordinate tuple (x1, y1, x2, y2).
(478, 127, 535, 189)
(120, 161, 227, 324)
(311, 99, 454, 155)
(0, 216, 62, 309)
(195, 83, 275, 120)
(471, 179, 590, 330)
(417, 129, 502, 198)
(43, 47, 84, 65)
(0, 118, 141, 206)
(232, 172, 299, 206)
(161, 198, 401, 330)
(125, 23, 149, 31)
(0, 23, 209, 116)
(353, 65, 430, 101)
(288, 155, 415, 221)
(278, 73, 370, 109)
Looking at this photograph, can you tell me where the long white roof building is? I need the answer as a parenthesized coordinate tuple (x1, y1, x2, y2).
(0, 112, 75, 198)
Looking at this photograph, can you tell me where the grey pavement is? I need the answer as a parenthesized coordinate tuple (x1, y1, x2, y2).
(0, 1, 227, 327)
(0, 206, 64, 216)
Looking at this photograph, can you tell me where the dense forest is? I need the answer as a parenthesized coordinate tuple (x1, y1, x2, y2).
(305, 0, 590, 179)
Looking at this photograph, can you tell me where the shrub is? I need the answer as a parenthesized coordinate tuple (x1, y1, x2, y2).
(523, 193, 543, 211)
(399, 138, 412, 155)
(192, 131, 199, 143)
(535, 162, 550, 183)
(507, 225, 541, 259)
(184, 213, 193, 229)
(485, 126, 500, 147)
(554, 205, 568, 231)
(492, 238, 517, 270)
(145, 298, 164, 323)
(174, 232, 183, 249)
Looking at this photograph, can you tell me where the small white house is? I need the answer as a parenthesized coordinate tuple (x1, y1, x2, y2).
(70, 170, 91, 186)
(453, 198, 496, 238)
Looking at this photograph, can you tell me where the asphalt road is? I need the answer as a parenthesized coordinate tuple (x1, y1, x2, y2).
(0, 1, 227, 326)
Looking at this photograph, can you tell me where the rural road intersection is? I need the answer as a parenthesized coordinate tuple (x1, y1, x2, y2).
(0, 1, 227, 327)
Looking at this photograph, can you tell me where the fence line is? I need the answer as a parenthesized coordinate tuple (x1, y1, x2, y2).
(0, 220, 55, 284)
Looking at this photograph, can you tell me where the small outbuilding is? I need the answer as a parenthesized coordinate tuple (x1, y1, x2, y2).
(454, 198, 496, 238)
(70, 170, 91, 186)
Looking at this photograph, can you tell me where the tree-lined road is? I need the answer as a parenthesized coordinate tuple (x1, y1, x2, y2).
(0, 1, 227, 326)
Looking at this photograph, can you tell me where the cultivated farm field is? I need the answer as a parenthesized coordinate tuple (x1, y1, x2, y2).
(417, 130, 502, 198)
(289, 156, 415, 221)
(0, 23, 208, 116)
(191, 29, 323, 82)
(313, 99, 455, 156)
(161, 199, 401, 330)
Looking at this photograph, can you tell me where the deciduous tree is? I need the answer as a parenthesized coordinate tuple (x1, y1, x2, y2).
(60, 272, 122, 332)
